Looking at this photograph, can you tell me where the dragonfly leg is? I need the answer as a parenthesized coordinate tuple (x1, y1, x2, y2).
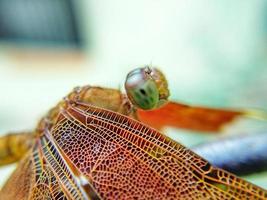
(0, 131, 34, 166)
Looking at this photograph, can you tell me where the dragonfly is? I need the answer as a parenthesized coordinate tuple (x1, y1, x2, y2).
(0, 66, 266, 199)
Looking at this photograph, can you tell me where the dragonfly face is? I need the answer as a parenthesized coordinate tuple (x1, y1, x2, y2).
(125, 67, 169, 110)
(0, 67, 267, 199)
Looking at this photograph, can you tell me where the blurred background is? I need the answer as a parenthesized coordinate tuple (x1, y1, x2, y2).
(1, 0, 267, 189)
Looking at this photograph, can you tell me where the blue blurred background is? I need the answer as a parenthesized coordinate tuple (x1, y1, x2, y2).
(0, 0, 267, 188)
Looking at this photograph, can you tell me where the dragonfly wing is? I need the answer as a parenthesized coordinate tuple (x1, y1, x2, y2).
(0, 153, 33, 200)
(39, 131, 101, 200)
(0, 143, 75, 200)
(49, 102, 267, 199)
(137, 101, 243, 132)
(28, 143, 71, 200)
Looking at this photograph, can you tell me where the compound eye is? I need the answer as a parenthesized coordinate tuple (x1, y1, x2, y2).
(125, 67, 160, 110)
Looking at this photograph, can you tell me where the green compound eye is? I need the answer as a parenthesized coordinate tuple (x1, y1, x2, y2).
(128, 79, 159, 110)
(125, 67, 169, 110)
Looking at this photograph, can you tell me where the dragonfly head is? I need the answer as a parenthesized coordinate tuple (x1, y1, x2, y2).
(125, 66, 169, 110)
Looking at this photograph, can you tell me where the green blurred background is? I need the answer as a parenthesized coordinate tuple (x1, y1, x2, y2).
(0, 0, 267, 188)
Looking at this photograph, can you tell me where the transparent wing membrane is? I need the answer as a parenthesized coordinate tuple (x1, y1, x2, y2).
(50, 102, 267, 199)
